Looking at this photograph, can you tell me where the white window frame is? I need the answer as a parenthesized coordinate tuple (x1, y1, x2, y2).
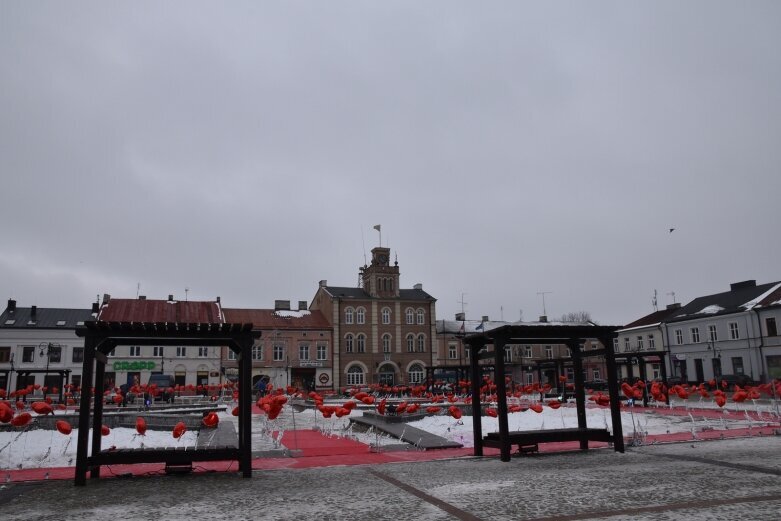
(637, 336, 644, 350)
(728, 322, 739, 340)
(708, 324, 718, 342)
(357, 334, 366, 353)
(273, 344, 284, 361)
(416, 308, 425, 325)
(317, 343, 327, 360)
(690, 327, 700, 343)
(153, 346, 164, 357)
(416, 334, 425, 353)
(405, 308, 414, 325)
(448, 343, 457, 359)
(299, 344, 309, 360)
(408, 363, 424, 384)
(198, 347, 209, 358)
(176, 346, 187, 357)
(345, 334, 354, 353)
(252, 345, 263, 360)
(382, 334, 391, 353)
(648, 335, 655, 349)
(129, 346, 141, 357)
(346, 366, 364, 386)
(524, 345, 532, 358)
(381, 307, 391, 325)
(545, 345, 553, 359)
(356, 307, 366, 325)
(406, 334, 415, 352)
(675, 329, 683, 345)
(344, 307, 354, 324)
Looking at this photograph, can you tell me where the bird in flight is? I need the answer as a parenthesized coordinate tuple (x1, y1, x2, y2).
(669, 228, 675, 233)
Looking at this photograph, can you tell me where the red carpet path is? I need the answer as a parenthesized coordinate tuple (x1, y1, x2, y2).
(3, 411, 779, 483)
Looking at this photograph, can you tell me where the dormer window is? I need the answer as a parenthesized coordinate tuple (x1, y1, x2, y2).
(56, 320, 67, 326)
(4, 319, 15, 325)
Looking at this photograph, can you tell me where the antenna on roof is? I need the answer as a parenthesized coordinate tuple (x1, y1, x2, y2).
(136, 283, 140, 299)
(652, 289, 658, 311)
(185, 287, 189, 302)
(361, 226, 367, 266)
(537, 291, 552, 316)
(667, 291, 676, 304)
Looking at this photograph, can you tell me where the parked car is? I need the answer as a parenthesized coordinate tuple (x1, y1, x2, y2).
(147, 374, 175, 402)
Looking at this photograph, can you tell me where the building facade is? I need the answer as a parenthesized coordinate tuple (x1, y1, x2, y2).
(310, 247, 437, 390)
(96, 295, 225, 390)
(223, 302, 332, 392)
(0, 298, 95, 395)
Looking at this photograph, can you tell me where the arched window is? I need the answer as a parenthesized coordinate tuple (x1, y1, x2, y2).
(357, 334, 366, 353)
(356, 307, 366, 325)
(345, 334, 354, 353)
(405, 308, 414, 325)
(345, 307, 354, 324)
(408, 363, 424, 384)
(382, 334, 392, 353)
(406, 334, 415, 353)
(416, 308, 425, 325)
(347, 365, 364, 386)
(417, 334, 426, 352)
(381, 307, 391, 325)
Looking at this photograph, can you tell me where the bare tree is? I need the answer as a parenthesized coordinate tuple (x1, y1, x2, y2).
(558, 311, 595, 324)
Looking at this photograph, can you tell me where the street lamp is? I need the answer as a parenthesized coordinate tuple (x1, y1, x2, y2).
(39, 342, 61, 392)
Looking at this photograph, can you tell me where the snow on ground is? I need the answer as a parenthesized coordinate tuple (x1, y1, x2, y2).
(3, 398, 779, 470)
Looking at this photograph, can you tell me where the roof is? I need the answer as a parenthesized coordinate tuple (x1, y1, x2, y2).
(749, 284, 781, 310)
(0, 306, 95, 329)
(618, 306, 682, 332)
(320, 285, 435, 301)
(97, 298, 224, 323)
(667, 280, 781, 322)
(223, 308, 331, 330)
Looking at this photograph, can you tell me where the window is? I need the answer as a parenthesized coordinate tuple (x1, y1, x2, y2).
(22, 346, 34, 363)
(416, 308, 425, 325)
(317, 343, 327, 360)
(406, 334, 415, 353)
(690, 327, 700, 343)
(198, 347, 209, 357)
(0, 346, 10, 363)
(153, 346, 164, 357)
(729, 322, 739, 340)
(273, 344, 284, 361)
(416, 334, 425, 353)
(344, 307, 354, 324)
(382, 334, 391, 353)
(346, 366, 364, 386)
(648, 335, 655, 349)
(566, 368, 574, 382)
(345, 334, 354, 353)
(448, 343, 457, 359)
(732, 357, 745, 375)
(504, 346, 512, 362)
(652, 364, 661, 380)
(299, 344, 310, 360)
(357, 334, 366, 353)
(675, 329, 683, 345)
(176, 346, 187, 357)
(228, 349, 238, 360)
(565, 348, 571, 358)
(525, 373, 534, 385)
(72, 347, 84, 363)
(108, 348, 115, 357)
(592, 369, 601, 380)
(408, 363, 424, 384)
(4, 319, 15, 325)
(129, 346, 141, 357)
(356, 307, 365, 324)
(381, 307, 391, 325)
(624, 338, 630, 352)
(545, 346, 553, 359)
(524, 345, 532, 358)
(465, 346, 470, 360)
(405, 308, 414, 325)
(252, 345, 263, 360)
(708, 325, 718, 342)
(767, 317, 778, 337)
(636, 336, 644, 350)
(48, 345, 62, 363)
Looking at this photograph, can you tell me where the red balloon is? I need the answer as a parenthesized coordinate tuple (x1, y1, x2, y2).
(0, 406, 13, 423)
(31, 401, 54, 415)
(485, 408, 498, 417)
(530, 403, 543, 413)
(101, 424, 111, 436)
(11, 412, 32, 427)
(448, 406, 462, 419)
(16, 401, 25, 411)
(56, 420, 72, 435)
(173, 421, 187, 439)
(202, 412, 219, 428)
(231, 406, 239, 416)
(135, 416, 147, 435)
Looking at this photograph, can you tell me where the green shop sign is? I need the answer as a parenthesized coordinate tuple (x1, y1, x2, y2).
(112, 360, 157, 371)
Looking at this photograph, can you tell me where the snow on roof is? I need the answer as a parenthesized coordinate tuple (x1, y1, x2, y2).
(696, 305, 725, 315)
(274, 310, 311, 318)
(741, 282, 781, 310)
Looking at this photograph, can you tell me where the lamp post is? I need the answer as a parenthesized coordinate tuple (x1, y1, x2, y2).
(39, 342, 61, 394)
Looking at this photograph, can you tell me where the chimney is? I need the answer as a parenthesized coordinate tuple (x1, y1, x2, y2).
(138, 295, 146, 300)
(539, 315, 548, 323)
(298, 301, 307, 311)
(91, 302, 99, 313)
(102, 294, 111, 305)
(482, 315, 489, 323)
(168, 294, 174, 302)
(666, 303, 681, 310)
(413, 283, 423, 290)
(319, 280, 328, 287)
(216, 296, 221, 303)
(7, 299, 16, 313)
(730, 280, 757, 291)
(275, 300, 291, 311)
(31, 306, 37, 319)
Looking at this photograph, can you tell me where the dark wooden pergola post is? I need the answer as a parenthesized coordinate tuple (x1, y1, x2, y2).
(493, 332, 511, 462)
(601, 334, 625, 453)
(467, 338, 485, 457)
(569, 340, 588, 450)
(75, 336, 96, 486)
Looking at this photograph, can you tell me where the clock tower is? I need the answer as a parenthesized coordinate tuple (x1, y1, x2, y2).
(361, 247, 400, 298)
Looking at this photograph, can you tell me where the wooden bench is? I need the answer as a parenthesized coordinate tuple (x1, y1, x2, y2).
(483, 428, 612, 454)
(89, 446, 239, 467)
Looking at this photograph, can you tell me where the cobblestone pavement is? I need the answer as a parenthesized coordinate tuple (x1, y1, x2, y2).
(0, 436, 779, 520)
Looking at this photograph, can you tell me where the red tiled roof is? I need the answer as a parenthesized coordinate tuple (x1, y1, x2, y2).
(223, 308, 330, 330)
(756, 285, 781, 308)
(98, 298, 224, 323)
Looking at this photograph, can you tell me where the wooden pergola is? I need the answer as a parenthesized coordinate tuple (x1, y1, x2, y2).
(74, 320, 258, 486)
(465, 323, 624, 462)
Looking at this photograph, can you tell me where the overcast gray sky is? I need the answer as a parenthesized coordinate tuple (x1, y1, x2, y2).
(2, 1, 779, 326)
